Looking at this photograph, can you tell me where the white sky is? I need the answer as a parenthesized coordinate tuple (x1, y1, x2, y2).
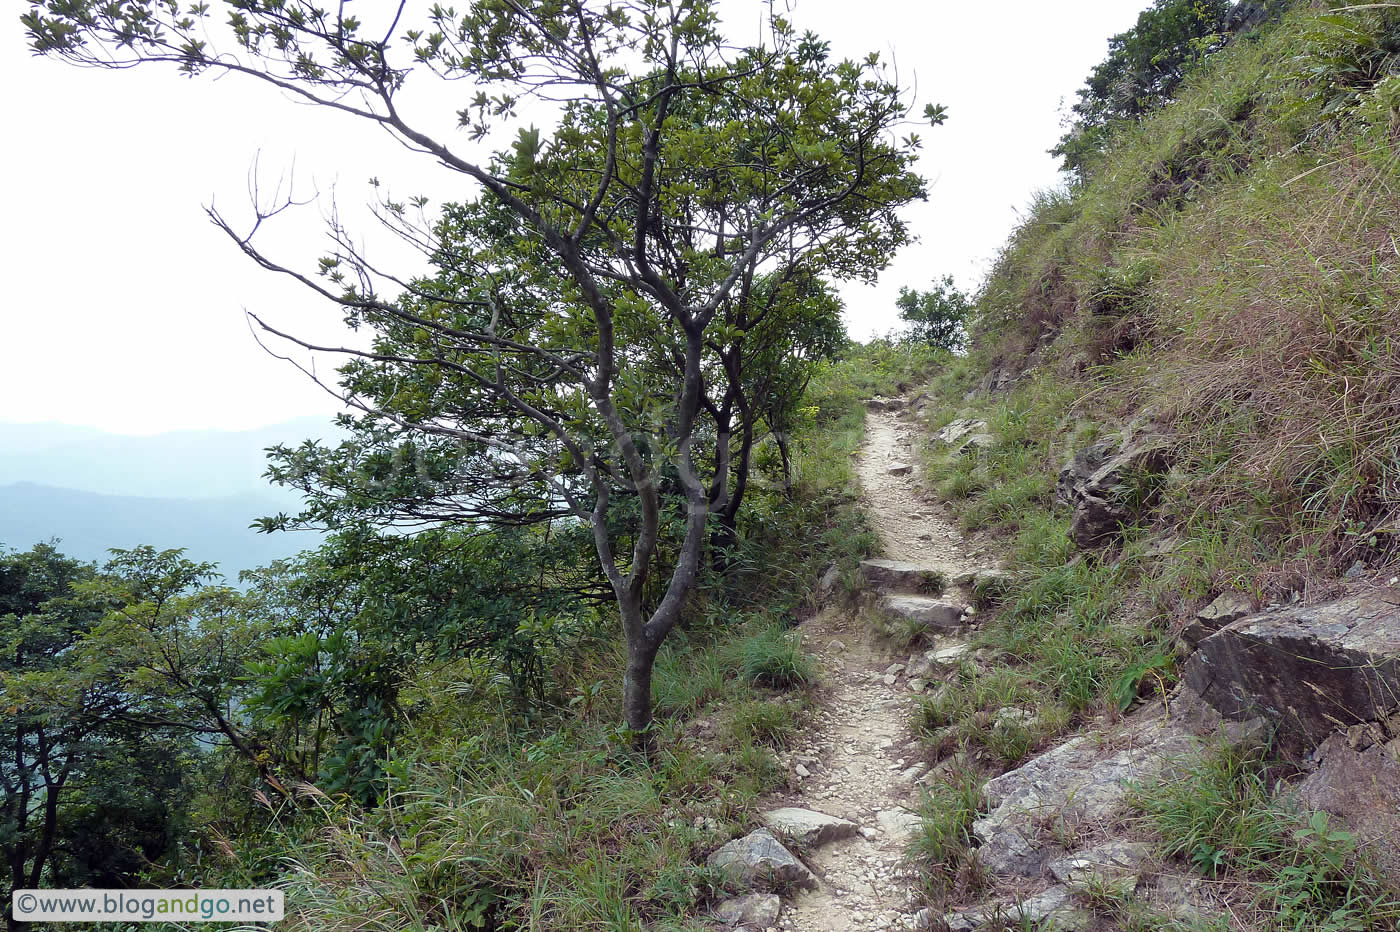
(2, 1, 1144, 435)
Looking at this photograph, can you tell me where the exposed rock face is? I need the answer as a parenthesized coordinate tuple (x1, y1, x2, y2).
(860, 559, 944, 593)
(1047, 839, 1153, 893)
(1055, 440, 1114, 507)
(759, 807, 858, 847)
(1299, 731, 1400, 886)
(1063, 435, 1171, 548)
(1183, 592, 1400, 749)
(875, 807, 923, 841)
(934, 418, 988, 446)
(973, 714, 1199, 878)
(1180, 590, 1254, 647)
(713, 893, 782, 928)
(879, 594, 966, 630)
(707, 828, 816, 890)
(926, 884, 1093, 932)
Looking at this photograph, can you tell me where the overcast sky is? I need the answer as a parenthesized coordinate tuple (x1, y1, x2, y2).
(3, 1, 1144, 435)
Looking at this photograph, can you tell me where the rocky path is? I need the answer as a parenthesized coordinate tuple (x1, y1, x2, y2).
(855, 405, 980, 578)
(750, 402, 987, 931)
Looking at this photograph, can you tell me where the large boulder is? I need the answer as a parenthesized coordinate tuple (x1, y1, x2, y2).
(973, 714, 1198, 878)
(1059, 435, 1171, 549)
(1183, 592, 1400, 750)
(707, 828, 816, 890)
(759, 807, 858, 847)
(1299, 730, 1400, 886)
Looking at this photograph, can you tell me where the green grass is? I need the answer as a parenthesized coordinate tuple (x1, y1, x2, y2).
(719, 622, 817, 690)
(1132, 744, 1400, 930)
(906, 767, 987, 905)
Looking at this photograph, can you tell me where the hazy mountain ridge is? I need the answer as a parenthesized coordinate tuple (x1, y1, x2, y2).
(0, 417, 341, 501)
(0, 481, 317, 578)
(0, 418, 339, 575)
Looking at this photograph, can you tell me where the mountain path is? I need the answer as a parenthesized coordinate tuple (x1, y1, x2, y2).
(765, 405, 987, 932)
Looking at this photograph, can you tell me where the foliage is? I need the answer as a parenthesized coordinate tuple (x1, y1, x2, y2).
(1052, 0, 1296, 178)
(24, 0, 940, 738)
(896, 275, 972, 351)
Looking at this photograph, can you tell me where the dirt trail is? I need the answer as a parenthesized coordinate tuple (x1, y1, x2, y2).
(855, 408, 979, 578)
(769, 406, 986, 932)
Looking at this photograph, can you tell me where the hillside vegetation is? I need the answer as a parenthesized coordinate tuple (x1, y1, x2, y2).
(893, 1, 1400, 927)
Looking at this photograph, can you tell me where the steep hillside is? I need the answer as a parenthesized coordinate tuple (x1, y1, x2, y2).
(888, 3, 1400, 928)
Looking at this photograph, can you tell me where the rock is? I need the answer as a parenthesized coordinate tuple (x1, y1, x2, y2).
(929, 644, 970, 668)
(1183, 591, 1400, 750)
(1047, 839, 1153, 893)
(973, 714, 1198, 878)
(908, 677, 929, 693)
(876, 808, 923, 841)
(1299, 731, 1400, 886)
(794, 763, 811, 779)
(713, 893, 782, 928)
(884, 662, 907, 676)
(868, 396, 903, 412)
(934, 418, 988, 446)
(818, 564, 842, 595)
(993, 707, 1035, 729)
(931, 884, 1093, 932)
(882, 673, 898, 686)
(1059, 435, 1171, 549)
(977, 364, 1019, 396)
(760, 807, 859, 847)
(1143, 873, 1210, 922)
(887, 462, 912, 476)
(1344, 560, 1367, 580)
(707, 828, 816, 890)
(900, 763, 930, 783)
(906, 653, 934, 678)
(861, 559, 945, 593)
(973, 822, 1046, 877)
(1055, 439, 1114, 507)
(880, 595, 966, 631)
(1181, 589, 1255, 647)
(955, 433, 997, 456)
(827, 639, 848, 654)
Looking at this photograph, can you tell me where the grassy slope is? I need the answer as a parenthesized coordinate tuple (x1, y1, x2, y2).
(901, 4, 1400, 927)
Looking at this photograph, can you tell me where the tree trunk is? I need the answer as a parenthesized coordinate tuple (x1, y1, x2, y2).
(622, 633, 660, 748)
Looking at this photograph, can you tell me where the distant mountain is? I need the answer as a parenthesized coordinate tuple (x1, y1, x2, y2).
(0, 482, 319, 579)
(0, 417, 343, 502)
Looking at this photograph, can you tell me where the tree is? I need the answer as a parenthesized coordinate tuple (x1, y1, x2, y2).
(25, 0, 940, 741)
(896, 275, 971, 352)
(1052, 0, 1234, 178)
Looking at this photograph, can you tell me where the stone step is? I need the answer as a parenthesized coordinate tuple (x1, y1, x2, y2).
(879, 593, 967, 630)
(759, 807, 858, 847)
(860, 559, 947, 594)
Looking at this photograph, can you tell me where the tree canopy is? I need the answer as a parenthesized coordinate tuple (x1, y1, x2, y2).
(25, 0, 941, 738)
